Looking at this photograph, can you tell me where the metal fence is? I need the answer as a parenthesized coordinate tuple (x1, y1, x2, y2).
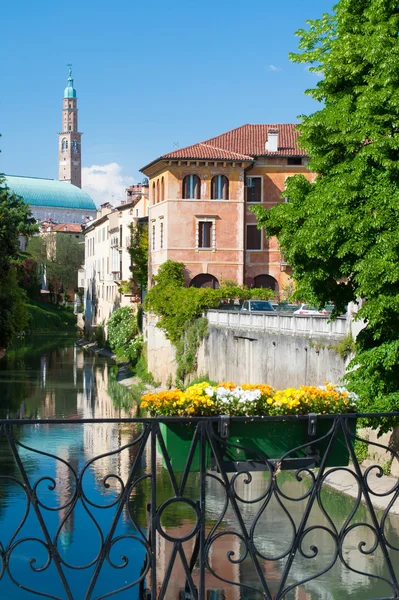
(1, 414, 399, 599)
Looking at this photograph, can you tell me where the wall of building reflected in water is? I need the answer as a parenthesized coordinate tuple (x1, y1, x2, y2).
(1, 335, 399, 599)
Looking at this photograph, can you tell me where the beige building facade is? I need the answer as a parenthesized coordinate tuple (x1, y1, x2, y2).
(141, 124, 315, 296)
(83, 183, 149, 331)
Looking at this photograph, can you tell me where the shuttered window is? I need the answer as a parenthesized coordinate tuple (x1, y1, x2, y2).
(246, 225, 262, 250)
(211, 175, 229, 199)
(182, 174, 201, 199)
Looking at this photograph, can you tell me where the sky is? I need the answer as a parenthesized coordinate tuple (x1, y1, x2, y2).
(2, 0, 334, 206)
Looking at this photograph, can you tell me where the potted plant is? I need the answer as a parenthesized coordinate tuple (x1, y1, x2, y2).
(141, 382, 357, 472)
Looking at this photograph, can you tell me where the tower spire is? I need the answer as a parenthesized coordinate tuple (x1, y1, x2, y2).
(59, 65, 82, 188)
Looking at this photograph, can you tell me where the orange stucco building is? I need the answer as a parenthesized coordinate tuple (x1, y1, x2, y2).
(141, 124, 315, 296)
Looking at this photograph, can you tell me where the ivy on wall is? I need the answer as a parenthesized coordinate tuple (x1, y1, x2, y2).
(144, 260, 275, 383)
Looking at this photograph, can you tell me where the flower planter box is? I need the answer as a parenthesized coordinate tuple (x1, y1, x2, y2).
(159, 418, 356, 472)
(222, 418, 357, 468)
(159, 422, 211, 472)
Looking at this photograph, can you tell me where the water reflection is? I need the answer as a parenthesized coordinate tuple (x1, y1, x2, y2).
(0, 335, 399, 598)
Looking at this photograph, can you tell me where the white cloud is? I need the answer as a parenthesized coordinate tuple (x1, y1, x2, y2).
(268, 64, 281, 72)
(82, 163, 135, 207)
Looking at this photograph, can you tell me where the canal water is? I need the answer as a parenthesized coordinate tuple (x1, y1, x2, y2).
(0, 333, 399, 599)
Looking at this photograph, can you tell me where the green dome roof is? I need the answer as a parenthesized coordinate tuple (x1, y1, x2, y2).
(3, 175, 96, 211)
(64, 85, 76, 99)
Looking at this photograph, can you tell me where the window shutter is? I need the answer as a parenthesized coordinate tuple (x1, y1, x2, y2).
(182, 176, 188, 199)
(194, 175, 201, 199)
(211, 176, 216, 199)
(222, 175, 229, 200)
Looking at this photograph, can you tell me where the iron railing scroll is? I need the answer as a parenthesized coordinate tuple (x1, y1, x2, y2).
(0, 414, 399, 599)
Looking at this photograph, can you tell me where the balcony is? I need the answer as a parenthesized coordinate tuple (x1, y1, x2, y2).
(0, 414, 398, 599)
(111, 271, 121, 281)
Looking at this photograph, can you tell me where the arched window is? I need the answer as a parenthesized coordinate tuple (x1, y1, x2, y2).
(161, 177, 165, 202)
(156, 180, 160, 203)
(152, 182, 156, 204)
(190, 274, 219, 289)
(62, 138, 68, 152)
(182, 174, 201, 199)
(253, 274, 279, 292)
(72, 140, 78, 154)
(211, 175, 229, 200)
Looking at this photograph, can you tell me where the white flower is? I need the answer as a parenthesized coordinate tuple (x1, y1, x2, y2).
(216, 387, 228, 397)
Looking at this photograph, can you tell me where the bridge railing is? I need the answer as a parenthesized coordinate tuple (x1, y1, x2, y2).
(0, 414, 398, 599)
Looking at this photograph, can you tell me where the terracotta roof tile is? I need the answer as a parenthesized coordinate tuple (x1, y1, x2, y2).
(142, 124, 305, 171)
(40, 223, 83, 233)
(162, 142, 253, 162)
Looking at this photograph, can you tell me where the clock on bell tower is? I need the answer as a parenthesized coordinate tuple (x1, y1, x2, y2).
(58, 65, 82, 188)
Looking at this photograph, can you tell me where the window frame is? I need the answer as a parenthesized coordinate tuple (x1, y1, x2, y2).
(246, 223, 263, 251)
(245, 175, 263, 203)
(195, 216, 216, 250)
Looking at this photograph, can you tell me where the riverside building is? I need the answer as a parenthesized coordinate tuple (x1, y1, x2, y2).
(83, 183, 149, 331)
(140, 124, 315, 295)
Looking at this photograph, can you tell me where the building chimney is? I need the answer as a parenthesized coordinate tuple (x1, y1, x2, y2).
(266, 128, 279, 153)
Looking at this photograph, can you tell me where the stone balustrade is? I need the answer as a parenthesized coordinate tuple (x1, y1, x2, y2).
(206, 310, 349, 338)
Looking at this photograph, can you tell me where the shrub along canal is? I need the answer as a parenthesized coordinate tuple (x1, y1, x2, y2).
(0, 333, 399, 599)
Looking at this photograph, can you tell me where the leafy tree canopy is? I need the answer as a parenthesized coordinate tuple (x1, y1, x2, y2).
(129, 221, 148, 289)
(0, 175, 36, 272)
(28, 233, 84, 295)
(145, 260, 274, 383)
(253, 0, 399, 422)
(0, 175, 37, 347)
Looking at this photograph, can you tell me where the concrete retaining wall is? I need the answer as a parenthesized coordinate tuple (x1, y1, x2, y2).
(147, 311, 350, 388)
(146, 313, 177, 385)
(197, 325, 348, 388)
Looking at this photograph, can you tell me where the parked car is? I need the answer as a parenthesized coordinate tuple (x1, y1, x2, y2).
(241, 300, 275, 312)
(217, 302, 242, 312)
(275, 302, 298, 313)
(293, 303, 333, 315)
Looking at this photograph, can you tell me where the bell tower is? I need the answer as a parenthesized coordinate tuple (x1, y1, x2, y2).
(58, 65, 82, 188)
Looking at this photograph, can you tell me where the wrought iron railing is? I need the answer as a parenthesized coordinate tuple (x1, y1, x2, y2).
(1, 414, 399, 599)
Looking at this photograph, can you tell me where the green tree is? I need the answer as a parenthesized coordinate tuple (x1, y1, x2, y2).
(253, 0, 399, 424)
(0, 175, 37, 348)
(28, 233, 84, 298)
(50, 234, 84, 293)
(129, 221, 148, 292)
(107, 306, 142, 363)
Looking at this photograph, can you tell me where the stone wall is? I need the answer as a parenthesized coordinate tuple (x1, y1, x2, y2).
(146, 311, 350, 388)
(146, 314, 177, 385)
(197, 326, 348, 388)
(31, 206, 96, 224)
